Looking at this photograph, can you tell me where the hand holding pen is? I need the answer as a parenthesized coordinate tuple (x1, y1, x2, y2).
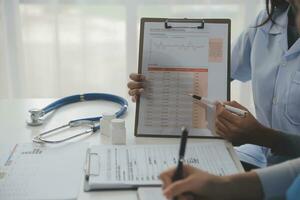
(188, 94, 247, 117)
(215, 101, 265, 146)
(188, 94, 265, 146)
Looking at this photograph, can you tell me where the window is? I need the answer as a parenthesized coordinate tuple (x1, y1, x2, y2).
(0, 0, 264, 112)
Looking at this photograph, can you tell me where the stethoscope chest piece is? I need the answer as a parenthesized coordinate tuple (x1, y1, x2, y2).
(26, 108, 45, 126)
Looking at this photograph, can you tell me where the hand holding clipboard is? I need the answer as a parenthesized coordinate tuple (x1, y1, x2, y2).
(130, 18, 231, 138)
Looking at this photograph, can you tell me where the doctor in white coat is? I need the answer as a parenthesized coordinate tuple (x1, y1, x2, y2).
(127, 0, 300, 168)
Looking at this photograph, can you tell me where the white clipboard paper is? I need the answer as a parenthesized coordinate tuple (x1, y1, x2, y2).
(135, 18, 231, 138)
(0, 143, 87, 200)
(84, 141, 243, 191)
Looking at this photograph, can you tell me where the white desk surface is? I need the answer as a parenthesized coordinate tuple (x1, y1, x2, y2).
(0, 98, 238, 200)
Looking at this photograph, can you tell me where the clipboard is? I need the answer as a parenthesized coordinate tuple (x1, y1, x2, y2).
(135, 18, 231, 138)
(83, 141, 243, 191)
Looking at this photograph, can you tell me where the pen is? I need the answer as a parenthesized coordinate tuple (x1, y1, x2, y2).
(172, 127, 189, 200)
(187, 94, 248, 117)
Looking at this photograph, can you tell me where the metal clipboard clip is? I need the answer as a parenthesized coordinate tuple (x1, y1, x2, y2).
(84, 149, 100, 181)
(165, 18, 205, 29)
(84, 148, 101, 191)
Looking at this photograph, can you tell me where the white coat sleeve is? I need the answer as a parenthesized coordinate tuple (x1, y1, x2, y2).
(255, 158, 300, 200)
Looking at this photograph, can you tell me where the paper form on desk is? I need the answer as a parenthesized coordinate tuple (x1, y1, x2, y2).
(84, 140, 242, 190)
(0, 143, 87, 200)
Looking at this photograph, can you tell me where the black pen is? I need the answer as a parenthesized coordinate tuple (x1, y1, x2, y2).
(172, 127, 189, 200)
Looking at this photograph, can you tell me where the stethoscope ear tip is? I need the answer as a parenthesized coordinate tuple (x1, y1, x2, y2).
(32, 136, 45, 144)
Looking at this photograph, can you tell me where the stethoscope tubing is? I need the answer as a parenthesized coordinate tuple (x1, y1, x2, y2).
(42, 93, 128, 117)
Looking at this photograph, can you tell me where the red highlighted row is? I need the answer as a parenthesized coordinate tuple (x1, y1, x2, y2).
(148, 66, 208, 73)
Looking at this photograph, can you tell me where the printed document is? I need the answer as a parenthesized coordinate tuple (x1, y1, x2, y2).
(0, 143, 87, 200)
(136, 19, 230, 137)
(86, 141, 241, 189)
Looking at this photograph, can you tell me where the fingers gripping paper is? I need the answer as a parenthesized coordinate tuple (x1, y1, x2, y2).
(135, 18, 230, 137)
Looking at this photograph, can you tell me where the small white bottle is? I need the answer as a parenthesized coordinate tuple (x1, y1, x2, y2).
(111, 119, 126, 145)
(99, 113, 115, 137)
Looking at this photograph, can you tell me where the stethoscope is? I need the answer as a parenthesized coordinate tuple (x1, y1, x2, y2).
(27, 93, 128, 144)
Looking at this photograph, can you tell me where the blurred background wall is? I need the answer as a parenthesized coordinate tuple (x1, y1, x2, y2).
(0, 0, 264, 113)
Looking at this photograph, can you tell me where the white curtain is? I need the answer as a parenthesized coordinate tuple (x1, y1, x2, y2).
(0, 0, 264, 111)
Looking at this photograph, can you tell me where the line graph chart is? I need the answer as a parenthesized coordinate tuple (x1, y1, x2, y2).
(148, 37, 209, 68)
